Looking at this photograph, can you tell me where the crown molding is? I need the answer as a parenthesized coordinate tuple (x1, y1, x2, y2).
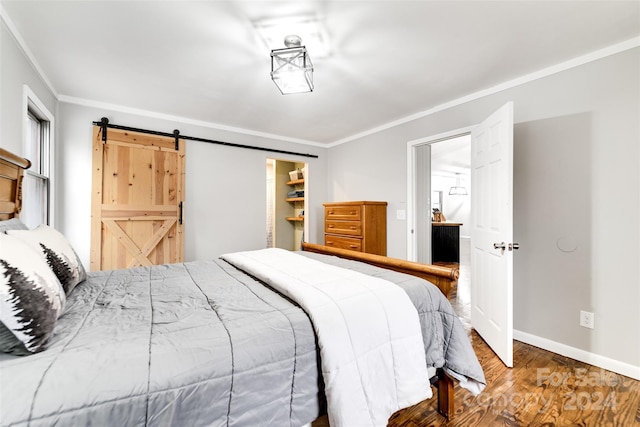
(58, 95, 327, 148)
(328, 36, 640, 147)
(0, 4, 58, 98)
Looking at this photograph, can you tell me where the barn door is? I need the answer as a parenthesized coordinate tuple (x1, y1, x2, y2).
(90, 126, 185, 271)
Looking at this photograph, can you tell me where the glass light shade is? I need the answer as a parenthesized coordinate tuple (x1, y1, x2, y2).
(449, 186, 468, 195)
(271, 46, 313, 94)
(449, 173, 468, 195)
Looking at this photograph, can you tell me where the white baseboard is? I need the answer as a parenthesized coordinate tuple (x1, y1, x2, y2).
(513, 329, 640, 381)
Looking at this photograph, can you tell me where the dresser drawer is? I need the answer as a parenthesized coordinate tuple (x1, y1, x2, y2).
(325, 220, 362, 236)
(324, 205, 362, 221)
(324, 235, 362, 252)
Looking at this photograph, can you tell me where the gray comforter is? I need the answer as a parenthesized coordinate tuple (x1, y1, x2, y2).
(0, 253, 484, 426)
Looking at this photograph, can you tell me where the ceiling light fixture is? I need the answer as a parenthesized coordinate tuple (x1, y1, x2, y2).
(255, 16, 329, 58)
(271, 35, 314, 95)
(449, 173, 468, 196)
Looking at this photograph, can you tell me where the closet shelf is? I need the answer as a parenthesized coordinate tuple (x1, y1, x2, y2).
(286, 216, 305, 222)
(286, 179, 305, 186)
(286, 197, 304, 202)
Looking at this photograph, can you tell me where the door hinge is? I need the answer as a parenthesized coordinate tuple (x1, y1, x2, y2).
(178, 201, 183, 225)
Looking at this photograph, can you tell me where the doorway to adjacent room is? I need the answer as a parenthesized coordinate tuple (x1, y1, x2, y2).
(407, 102, 515, 368)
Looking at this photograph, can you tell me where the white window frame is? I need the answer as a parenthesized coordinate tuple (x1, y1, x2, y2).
(22, 85, 55, 227)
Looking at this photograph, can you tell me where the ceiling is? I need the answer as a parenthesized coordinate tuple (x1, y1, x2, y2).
(431, 134, 471, 177)
(2, 1, 639, 146)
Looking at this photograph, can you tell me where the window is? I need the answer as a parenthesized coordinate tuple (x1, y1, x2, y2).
(22, 103, 51, 228)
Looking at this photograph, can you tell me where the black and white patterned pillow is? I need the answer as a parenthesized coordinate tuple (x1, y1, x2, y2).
(0, 233, 66, 355)
(8, 225, 87, 295)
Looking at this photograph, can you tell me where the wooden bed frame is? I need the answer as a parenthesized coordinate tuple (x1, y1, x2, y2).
(0, 146, 456, 420)
(0, 147, 31, 220)
(302, 242, 459, 298)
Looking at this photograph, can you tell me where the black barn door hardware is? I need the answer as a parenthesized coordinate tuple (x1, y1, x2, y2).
(92, 118, 319, 158)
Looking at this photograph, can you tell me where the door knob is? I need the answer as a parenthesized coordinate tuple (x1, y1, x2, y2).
(509, 243, 520, 251)
(493, 242, 506, 250)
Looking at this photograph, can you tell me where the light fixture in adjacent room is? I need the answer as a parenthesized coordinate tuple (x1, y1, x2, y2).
(449, 173, 468, 195)
(271, 35, 313, 94)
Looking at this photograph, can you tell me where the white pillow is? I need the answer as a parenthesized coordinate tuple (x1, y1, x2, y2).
(0, 233, 66, 354)
(8, 225, 87, 295)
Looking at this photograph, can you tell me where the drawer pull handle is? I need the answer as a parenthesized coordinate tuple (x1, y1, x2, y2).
(327, 242, 334, 246)
(328, 225, 334, 228)
(328, 210, 334, 214)
(350, 226, 356, 229)
(349, 245, 358, 249)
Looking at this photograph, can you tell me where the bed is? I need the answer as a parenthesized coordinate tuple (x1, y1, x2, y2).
(0, 146, 485, 426)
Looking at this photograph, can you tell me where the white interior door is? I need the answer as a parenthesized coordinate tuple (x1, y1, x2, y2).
(470, 102, 514, 367)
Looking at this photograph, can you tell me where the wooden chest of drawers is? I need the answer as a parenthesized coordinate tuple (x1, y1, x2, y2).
(323, 201, 387, 255)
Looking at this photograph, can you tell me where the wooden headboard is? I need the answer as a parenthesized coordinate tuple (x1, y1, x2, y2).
(302, 242, 459, 298)
(0, 147, 31, 220)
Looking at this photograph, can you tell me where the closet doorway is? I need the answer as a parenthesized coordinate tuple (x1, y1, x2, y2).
(266, 159, 308, 251)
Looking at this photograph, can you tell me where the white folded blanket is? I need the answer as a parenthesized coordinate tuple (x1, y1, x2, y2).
(221, 248, 431, 427)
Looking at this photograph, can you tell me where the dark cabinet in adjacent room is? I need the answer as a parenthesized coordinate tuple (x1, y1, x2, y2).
(432, 222, 462, 263)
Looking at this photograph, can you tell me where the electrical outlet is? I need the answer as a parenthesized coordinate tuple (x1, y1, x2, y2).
(580, 310, 594, 329)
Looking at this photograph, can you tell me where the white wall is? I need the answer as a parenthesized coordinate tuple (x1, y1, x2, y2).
(327, 48, 640, 374)
(0, 18, 56, 162)
(56, 102, 328, 268)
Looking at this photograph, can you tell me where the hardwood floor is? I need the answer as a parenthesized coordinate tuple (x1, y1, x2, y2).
(313, 239, 640, 426)
(388, 238, 640, 426)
